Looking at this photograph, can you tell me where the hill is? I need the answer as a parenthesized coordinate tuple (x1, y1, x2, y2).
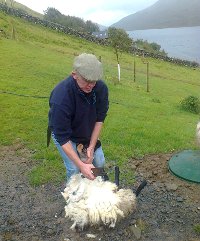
(0, 0, 104, 31)
(111, 0, 200, 30)
(0, 0, 43, 18)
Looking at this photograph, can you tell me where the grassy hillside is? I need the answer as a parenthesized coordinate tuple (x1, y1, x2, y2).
(0, 0, 43, 18)
(0, 11, 200, 185)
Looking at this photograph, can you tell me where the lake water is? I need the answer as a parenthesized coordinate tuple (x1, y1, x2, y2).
(127, 26, 200, 63)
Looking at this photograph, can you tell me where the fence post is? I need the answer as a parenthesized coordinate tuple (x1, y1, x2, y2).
(141, 54, 150, 92)
(134, 58, 136, 82)
(147, 62, 149, 92)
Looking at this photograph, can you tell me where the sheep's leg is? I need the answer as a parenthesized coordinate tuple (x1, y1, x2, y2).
(135, 180, 147, 196)
(70, 222, 77, 230)
(114, 166, 120, 186)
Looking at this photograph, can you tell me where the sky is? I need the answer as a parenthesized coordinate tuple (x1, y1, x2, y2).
(14, 0, 158, 26)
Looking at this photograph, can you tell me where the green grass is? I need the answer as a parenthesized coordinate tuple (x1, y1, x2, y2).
(0, 11, 200, 185)
(194, 224, 200, 234)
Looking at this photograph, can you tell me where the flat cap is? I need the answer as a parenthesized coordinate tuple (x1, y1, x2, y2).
(73, 53, 103, 81)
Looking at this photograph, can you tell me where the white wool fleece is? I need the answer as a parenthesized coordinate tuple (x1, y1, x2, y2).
(61, 174, 136, 229)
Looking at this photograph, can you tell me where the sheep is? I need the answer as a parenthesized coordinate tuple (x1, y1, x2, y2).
(61, 173, 137, 230)
(196, 122, 200, 145)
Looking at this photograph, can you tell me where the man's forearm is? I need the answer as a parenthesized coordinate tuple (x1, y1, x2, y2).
(61, 141, 95, 180)
(89, 122, 103, 148)
(62, 141, 84, 169)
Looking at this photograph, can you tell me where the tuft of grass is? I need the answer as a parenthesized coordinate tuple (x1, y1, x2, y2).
(194, 224, 200, 234)
(136, 218, 147, 231)
(0, 11, 200, 185)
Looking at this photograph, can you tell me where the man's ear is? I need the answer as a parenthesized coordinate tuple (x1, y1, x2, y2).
(71, 71, 77, 79)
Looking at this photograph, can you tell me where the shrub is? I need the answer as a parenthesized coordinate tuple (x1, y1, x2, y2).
(180, 96, 200, 114)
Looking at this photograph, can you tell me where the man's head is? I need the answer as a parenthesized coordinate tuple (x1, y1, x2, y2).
(73, 53, 103, 82)
(72, 53, 103, 93)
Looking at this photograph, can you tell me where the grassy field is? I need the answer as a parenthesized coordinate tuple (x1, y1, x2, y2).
(0, 11, 200, 185)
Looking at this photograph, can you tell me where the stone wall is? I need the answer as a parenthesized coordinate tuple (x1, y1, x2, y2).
(0, 3, 199, 68)
(0, 3, 108, 46)
(131, 47, 199, 68)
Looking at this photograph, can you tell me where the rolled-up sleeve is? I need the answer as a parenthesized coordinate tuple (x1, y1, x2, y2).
(96, 84, 109, 122)
(49, 103, 73, 146)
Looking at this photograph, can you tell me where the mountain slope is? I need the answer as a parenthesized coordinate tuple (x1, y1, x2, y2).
(111, 0, 200, 30)
(0, 0, 43, 18)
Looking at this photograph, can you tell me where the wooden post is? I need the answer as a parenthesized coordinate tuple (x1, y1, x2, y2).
(141, 54, 150, 92)
(134, 58, 136, 82)
(146, 62, 149, 92)
(10, 20, 16, 40)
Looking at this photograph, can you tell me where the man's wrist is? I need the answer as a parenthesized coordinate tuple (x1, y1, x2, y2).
(77, 159, 85, 168)
(88, 145, 95, 149)
(89, 140, 97, 148)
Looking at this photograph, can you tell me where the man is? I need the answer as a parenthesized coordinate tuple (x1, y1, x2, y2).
(48, 53, 109, 181)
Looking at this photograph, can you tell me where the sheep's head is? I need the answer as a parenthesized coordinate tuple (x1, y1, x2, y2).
(77, 143, 87, 161)
(117, 189, 136, 216)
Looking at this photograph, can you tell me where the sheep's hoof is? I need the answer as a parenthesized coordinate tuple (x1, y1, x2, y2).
(74, 225, 89, 232)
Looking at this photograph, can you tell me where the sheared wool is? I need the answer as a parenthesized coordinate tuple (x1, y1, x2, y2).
(61, 174, 136, 229)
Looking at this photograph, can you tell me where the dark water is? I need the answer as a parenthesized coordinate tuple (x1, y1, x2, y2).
(127, 26, 200, 63)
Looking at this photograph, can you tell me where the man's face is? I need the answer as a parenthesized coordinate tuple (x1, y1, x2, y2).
(72, 72, 96, 93)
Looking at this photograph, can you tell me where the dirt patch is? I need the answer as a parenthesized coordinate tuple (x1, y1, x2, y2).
(129, 152, 200, 203)
(0, 145, 200, 241)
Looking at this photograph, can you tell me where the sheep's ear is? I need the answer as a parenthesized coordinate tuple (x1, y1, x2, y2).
(61, 192, 68, 200)
(77, 144, 83, 154)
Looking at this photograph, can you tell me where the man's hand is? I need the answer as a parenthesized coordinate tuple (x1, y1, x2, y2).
(80, 163, 95, 180)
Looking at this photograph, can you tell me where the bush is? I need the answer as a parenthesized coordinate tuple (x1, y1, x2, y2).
(180, 96, 200, 114)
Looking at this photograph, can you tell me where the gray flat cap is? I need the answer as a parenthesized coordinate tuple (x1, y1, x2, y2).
(73, 53, 103, 81)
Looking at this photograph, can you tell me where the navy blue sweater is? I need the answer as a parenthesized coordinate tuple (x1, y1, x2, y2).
(48, 76, 109, 146)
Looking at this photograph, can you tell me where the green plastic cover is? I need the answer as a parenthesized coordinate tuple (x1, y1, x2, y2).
(168, 150, 200, 183)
